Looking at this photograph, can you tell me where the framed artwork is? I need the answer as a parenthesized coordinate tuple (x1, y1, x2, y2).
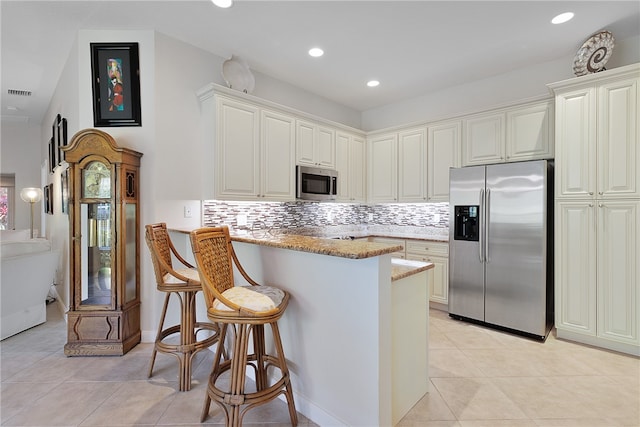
(52, 114, 60, 166)
(48, 183, 54, 214)
(61, 168, 69, 214)
(43, 185, 50, 214)
(57, 116, 67, 165)
(90, 42, 141, 127)
(48, 137, 55, 174)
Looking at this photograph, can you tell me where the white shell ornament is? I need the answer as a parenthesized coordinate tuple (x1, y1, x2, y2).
(573, 31, 615, 77)
(222, 55, 255, 94)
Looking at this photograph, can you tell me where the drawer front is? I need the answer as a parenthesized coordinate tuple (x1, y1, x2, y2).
(406, 240, 449, 257)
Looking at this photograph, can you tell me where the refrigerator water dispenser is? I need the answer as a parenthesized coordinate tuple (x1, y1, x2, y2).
(453, 205, 479, 241)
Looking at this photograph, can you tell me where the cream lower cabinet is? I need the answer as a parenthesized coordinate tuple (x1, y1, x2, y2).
(336, 131, 366, 202)
(555, 199, 639, 355)
(405, 240, 449, 308)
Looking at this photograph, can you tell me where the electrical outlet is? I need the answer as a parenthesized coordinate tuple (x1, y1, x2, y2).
(237, 214, 248, 227)
(183, 206, 192, 218)
(433, 213, 441, 223)
(368, 213, 374, 221)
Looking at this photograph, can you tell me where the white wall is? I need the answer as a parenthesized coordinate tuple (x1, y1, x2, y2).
(361, 34, 640, 131)
(0, 120, 42, 231)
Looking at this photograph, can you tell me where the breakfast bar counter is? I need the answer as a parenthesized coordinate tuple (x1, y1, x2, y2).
(170, 228, 432, 426)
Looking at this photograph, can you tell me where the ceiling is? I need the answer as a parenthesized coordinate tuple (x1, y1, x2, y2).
(2, 0, 639, 125)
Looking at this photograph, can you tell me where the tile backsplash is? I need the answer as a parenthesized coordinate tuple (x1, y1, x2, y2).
(203, 200, 449, 230)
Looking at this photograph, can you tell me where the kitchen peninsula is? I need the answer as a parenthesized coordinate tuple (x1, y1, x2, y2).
(170, 229, 433, 426)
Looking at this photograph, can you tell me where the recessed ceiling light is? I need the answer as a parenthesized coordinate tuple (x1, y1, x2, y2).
(212, 0, 233, 8)
(551, 12, 574, 24)
(367, 80, 380, 87)
(308, 48, 324, 57)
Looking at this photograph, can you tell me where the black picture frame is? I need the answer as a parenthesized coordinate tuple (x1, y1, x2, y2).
(43, 185, 50, 214)
(52, 114, 61, 166)
(48, 183, 54, 214)
(90, 42, 141, 127)
(48, 137, 55, 174)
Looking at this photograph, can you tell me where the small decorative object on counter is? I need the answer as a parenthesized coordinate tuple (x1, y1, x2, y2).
(572, 30, 615, 77)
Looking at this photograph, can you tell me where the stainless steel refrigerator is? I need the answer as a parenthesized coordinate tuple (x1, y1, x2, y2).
(448, 160, 553, 340)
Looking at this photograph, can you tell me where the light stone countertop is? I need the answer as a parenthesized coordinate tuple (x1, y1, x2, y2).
(391, 258, 434, 282)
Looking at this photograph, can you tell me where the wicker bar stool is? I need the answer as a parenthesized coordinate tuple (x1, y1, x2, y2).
(145, 223, 221, 391)
(190, 226, 297, 427)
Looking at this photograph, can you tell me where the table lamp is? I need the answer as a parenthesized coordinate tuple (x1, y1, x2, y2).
(20, 187, 43, 239)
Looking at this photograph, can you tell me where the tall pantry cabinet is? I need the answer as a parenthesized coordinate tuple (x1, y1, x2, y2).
(549, 63, 639, 356)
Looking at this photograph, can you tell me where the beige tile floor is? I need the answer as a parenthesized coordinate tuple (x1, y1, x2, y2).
(1, 303, 639, 426)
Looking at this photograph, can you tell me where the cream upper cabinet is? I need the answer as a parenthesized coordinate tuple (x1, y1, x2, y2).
(368, 133, 398, 203)
(216, 97, 260, 198)
(462, 100, 553, 166)
(553, 71, 638, 199)
(336, 132, 366, 202)
(398, 127, 427, 202)
(506, 100, 554, 161)
(463, 111, 504, 166)
(214, 96, 295, 201)
(296, 119, 336, 168)
(427, 120, 461, 201)
(260, 109, 296, 200)
(597, 78, 639, 199)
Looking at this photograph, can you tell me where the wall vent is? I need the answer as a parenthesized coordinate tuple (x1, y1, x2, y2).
(7, 89, 32, 97)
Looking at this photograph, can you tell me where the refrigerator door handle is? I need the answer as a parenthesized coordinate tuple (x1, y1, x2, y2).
(479, 188, 485, 262)
(485, 188, 491, 263)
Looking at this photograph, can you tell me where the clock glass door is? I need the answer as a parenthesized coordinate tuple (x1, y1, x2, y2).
(80, 202, 112, 306)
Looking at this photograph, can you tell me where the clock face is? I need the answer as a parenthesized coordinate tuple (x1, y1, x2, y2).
(83, 161, 111, 198)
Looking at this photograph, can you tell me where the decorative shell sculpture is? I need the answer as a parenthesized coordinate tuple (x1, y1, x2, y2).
(572, 30, 615, 77)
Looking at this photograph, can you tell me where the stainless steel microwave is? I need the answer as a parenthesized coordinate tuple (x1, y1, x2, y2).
(296, 165, 338, 201)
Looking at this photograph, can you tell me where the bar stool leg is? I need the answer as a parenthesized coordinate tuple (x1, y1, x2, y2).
(271, 321, 298, 426)
(148, 292, 171, 378)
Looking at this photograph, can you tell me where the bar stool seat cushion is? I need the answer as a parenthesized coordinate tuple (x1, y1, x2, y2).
(164, 267, 199, 284)
(213, 285, 284, 312)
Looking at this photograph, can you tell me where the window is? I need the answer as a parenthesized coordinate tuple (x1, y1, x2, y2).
(0, 174, 16, 230)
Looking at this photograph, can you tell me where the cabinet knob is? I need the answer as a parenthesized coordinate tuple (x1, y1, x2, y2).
(589, 203, 594, 207)
(598, 192, 603, 195)
(589, 192, 594, 195)
(599, 203, 603, 208)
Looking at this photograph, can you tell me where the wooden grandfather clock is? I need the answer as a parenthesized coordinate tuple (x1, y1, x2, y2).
(63, 129, 143, 356)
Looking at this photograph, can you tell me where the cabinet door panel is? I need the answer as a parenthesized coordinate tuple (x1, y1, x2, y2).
(368, 134, 398, 202)
(261, 110, 295, 199)
(597, 201, 639, 345)
(555, 201, 597, 335)
(217, 99, 259, 197)
(317, 126, 336, 168)
(507, 101, 553, 161)
(554, 88, 596, 198)
(296, 120, 315, 166)
(398, 128, 426, 202)
(336, 133, 350, 200)
(463, 113, 504, 166)
(598, 78, 639, 198)
(350, 137, 366, 202)
(428, 121, 461, 201)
